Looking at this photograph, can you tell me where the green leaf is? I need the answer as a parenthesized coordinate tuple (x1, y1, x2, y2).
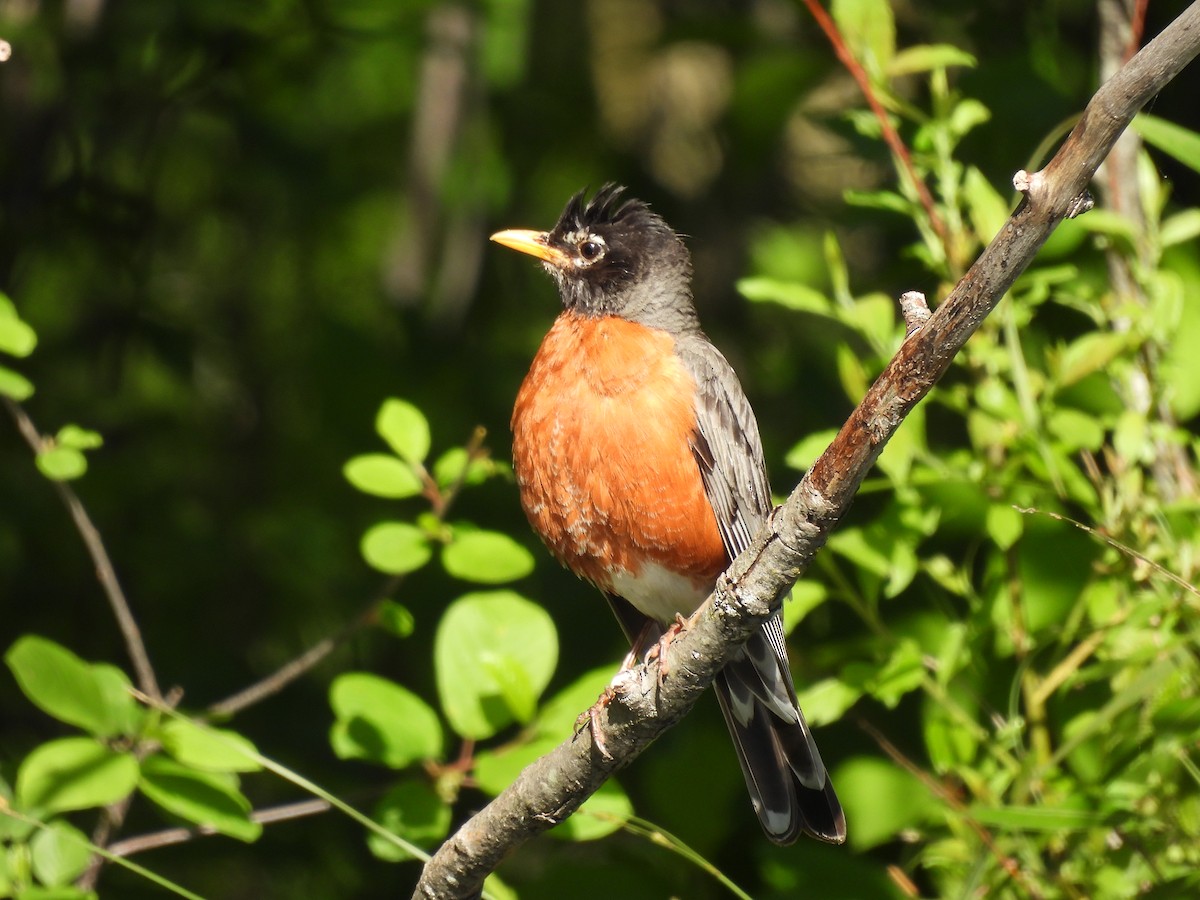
(785, 428, 839, 471)
(962, 166, 1009, 243)
(35, 447, 88, 482)
(159, 719, 263, 773)
(831, 0, 894, 78)
(16, 737, 139, 816)
(0, 317, 37, 358)
(947, 98, 992, 141)
(532, 665, 614, 739)
(432, 447, 492, 488)
(376, 600, 415, 638)
(553, 780, 633, 841)
(0, 363, 34, 400)
(842, 293, 898, 351)
(0, 294, 37, 358)
(1132, 113, 1200, 175)
(139, 755, 261, 842)
(1161, 208, 1200, 247)
(794, 678, 863, 728)
(1047, 407, 1105, 452)
(835, 343, 868, 402)
(474, 734, 563, 796)
(865, 640, 924, 708)
(343, 454, 423, 499)
(985, 504, 1023, 551)
(360, 522, 433, 575)
(5, 636, 139, 738)
(12, 889, 97, 900)
(834, 755, 936, 850)
(442, 529, 534, 584)
(29, 820, 92, 887)
(887, 43, 976, 76)
(923, 691, 978, 771)
(367, 780, 452, 862)
(329, 672, 444, 768)
(435, 591, 558, 740)
(877, 403, 926, 483)
(54, 425, 103, 451)
(1056, 332, 1133, 388)
(968, 803, 1102, 831)
(376, 398, 431, 464)
(783, 580, 829, 634)
(736, 277, 832, 314)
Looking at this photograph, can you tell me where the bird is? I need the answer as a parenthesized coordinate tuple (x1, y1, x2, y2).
(490, 184, 845, 845)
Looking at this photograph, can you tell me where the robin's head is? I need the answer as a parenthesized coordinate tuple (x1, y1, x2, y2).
(491, 184, 699, 332)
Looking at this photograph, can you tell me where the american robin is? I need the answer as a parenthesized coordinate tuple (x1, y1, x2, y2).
(491, 184, 845, 845)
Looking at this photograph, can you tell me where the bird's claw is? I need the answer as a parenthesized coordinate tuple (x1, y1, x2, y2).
(575, 687, 615, 760)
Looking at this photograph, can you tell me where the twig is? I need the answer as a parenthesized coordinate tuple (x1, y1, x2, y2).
(3, 397, 161, 702)
(800, 0, 950, 250)
(106, 798, 332, 858)
(206, 426, 489, 719)
(1014, 506, 1200, 607)
(413, 6, 1200, 897)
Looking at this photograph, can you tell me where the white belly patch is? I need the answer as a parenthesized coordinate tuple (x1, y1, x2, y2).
(609, 561, 712, 624)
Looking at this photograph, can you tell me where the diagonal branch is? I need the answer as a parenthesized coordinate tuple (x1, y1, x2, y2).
(4, 397, 162, 703)
(414, 4, 1200, 897)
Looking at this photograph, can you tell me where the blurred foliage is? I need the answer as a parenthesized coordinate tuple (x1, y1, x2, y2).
(3, 0, 1200, 898)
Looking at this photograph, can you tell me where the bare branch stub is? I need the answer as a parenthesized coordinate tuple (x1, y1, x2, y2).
(413, 6, 1200, 897)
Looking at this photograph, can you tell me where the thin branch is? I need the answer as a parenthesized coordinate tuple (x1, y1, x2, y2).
(413, 5, 1200, 897)
(106, 798, 332, 858)
(3, 397, 161, 702)
(856, 718, 1042, 899)
(206, 426, 489, 719)
(800, 0, 950, 250)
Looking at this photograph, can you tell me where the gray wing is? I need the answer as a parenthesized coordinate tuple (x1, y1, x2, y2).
(675, 333, 846, 845)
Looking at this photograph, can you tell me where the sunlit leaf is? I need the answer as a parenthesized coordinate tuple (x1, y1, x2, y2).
(159, 719, 263, 773)
(833, 756, 936, 850)
(344, 454, 423, 499)
(442, 528, 534, 584)
(435, 591, 557, 740)
(0, 364, 34, 400)
(1133, 113, 1200, 175)
(35, 446, 88, 481)
(887, 43, 976, 76)
(6, 636, 138, 738)
(360, 522, 433, 575)
(54, 425, 103, 451)
(29, 820, 92, 887)
(329, 672, 443, 768)
(376, 398, 431, 464)
(139, 755, 261, 842)
(736, 277, 832, 314)
(16, 738, 139, 815)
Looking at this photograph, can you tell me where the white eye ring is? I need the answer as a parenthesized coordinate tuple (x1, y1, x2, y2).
(574, 234, 606, 265)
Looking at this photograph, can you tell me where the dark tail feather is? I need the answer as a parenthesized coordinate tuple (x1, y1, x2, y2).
(714, 625, 846, 845)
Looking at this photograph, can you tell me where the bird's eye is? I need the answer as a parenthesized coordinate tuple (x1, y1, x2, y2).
(579, 240, 603, 261)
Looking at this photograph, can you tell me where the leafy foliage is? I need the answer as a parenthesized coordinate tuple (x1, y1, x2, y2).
(3, 1, 1200, 898)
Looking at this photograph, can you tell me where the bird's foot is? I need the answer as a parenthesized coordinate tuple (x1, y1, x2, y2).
(575, 687, 616, 760)
(645, 613, 688, 685)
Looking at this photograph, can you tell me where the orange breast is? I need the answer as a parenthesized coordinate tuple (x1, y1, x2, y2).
(511, 312, 727, 617)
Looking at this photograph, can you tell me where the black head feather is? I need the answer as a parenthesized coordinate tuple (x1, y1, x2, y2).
(552, 183, 648, 237)
(532, 185, 697, 332)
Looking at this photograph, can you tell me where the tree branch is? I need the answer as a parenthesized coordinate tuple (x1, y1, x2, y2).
(414, 5, 1200, 897)
(3, 397, 162, 703)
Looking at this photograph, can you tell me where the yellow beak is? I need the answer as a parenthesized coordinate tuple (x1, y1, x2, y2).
(489, 229, 572, 267)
